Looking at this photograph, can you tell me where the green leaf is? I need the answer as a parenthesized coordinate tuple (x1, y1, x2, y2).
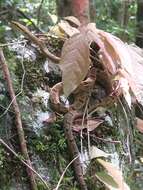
(96, 171, 119, 188)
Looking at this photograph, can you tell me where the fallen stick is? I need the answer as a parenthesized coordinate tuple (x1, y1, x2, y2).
(0, 49, 37, 190)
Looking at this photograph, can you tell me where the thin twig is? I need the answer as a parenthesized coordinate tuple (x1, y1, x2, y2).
(80, 97, 89, 167)
(11, 21, 60, 63)
(92, 136, 121, 144)
(17, 8, 41, 32)
(0, 138, 49, 189)
(0, 10, 9, 16)
(54, 155, 79, 190)
(0, 42, 26, 118)
(0, 104, 14, 113)
(90, 54, 101, 63)
(117, 97, 132, 163)
(37, 0, 44, 26)
(82, 132, 121, 144)
(0, 49, 37, 190)
(86, 108, 91, 157)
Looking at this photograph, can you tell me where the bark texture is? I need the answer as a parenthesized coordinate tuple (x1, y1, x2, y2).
(64, 111, 88, 190)
(56, 0, 90, 24)
(71, 0, 90, 24)
(56, 0, 73, 18)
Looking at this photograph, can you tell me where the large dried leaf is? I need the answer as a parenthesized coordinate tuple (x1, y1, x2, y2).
(59, 32, 91, 97)
(124, 45, 143, 105)
(88, 27, 143, 104)
(136, 117, 143, 133)
(114, 76, 131, 108)
(83, 24, 119, 75)
(97, 159, 130, 190)
(97, 31, 120, 75)
(97, 31, 143, 104)
(60, 22, 143, 101)
(59, 23, 122, 96)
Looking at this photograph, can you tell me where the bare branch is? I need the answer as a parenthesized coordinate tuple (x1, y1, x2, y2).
(11, 21, 60, 63)
(0, 42, 26, 118)
(37, 0, 45, 26)
(0, 49, 37, 190)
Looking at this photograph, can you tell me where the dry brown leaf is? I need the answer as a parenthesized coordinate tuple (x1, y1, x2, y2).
(97, 31, 120, 75)
(59, 23, 119, 97)
(95, 30, 143, 105)
(59, 31, 91, 97)
(72, 118, 103, 132)
(97, 159, 130, 190)
(64, 16, 81, 27)
(60, 22, 143, 102)
(96, 31, 143, 104)
(136, 117, 143, 133)
(83, 24, 119, 75)
(50, 82, 63, 105)
(125, 45, 143, 105)
(87, 119, 103, 131)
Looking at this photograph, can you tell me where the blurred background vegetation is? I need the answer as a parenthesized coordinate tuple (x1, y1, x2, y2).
(0, 0, 140, 43)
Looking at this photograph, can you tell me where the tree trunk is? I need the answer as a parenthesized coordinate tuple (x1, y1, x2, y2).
(56, 0, 90, 24)
(136, 0, 143, 47)
(120, 0, 130, 41)
(71, 0, 90, 24)
(56, 0, 73, 18)
(89, 0, 96, 22)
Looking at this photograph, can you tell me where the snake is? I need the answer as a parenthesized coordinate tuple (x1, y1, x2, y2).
(49, 64, 119, 190)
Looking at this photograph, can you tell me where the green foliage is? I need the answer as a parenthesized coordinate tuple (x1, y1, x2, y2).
(32, 122, 67, 155)
(96, 171, 119, 188)
(0, 145, 5, 168)
(93, 0, 137, 42)
(37, 181, 47, 190)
